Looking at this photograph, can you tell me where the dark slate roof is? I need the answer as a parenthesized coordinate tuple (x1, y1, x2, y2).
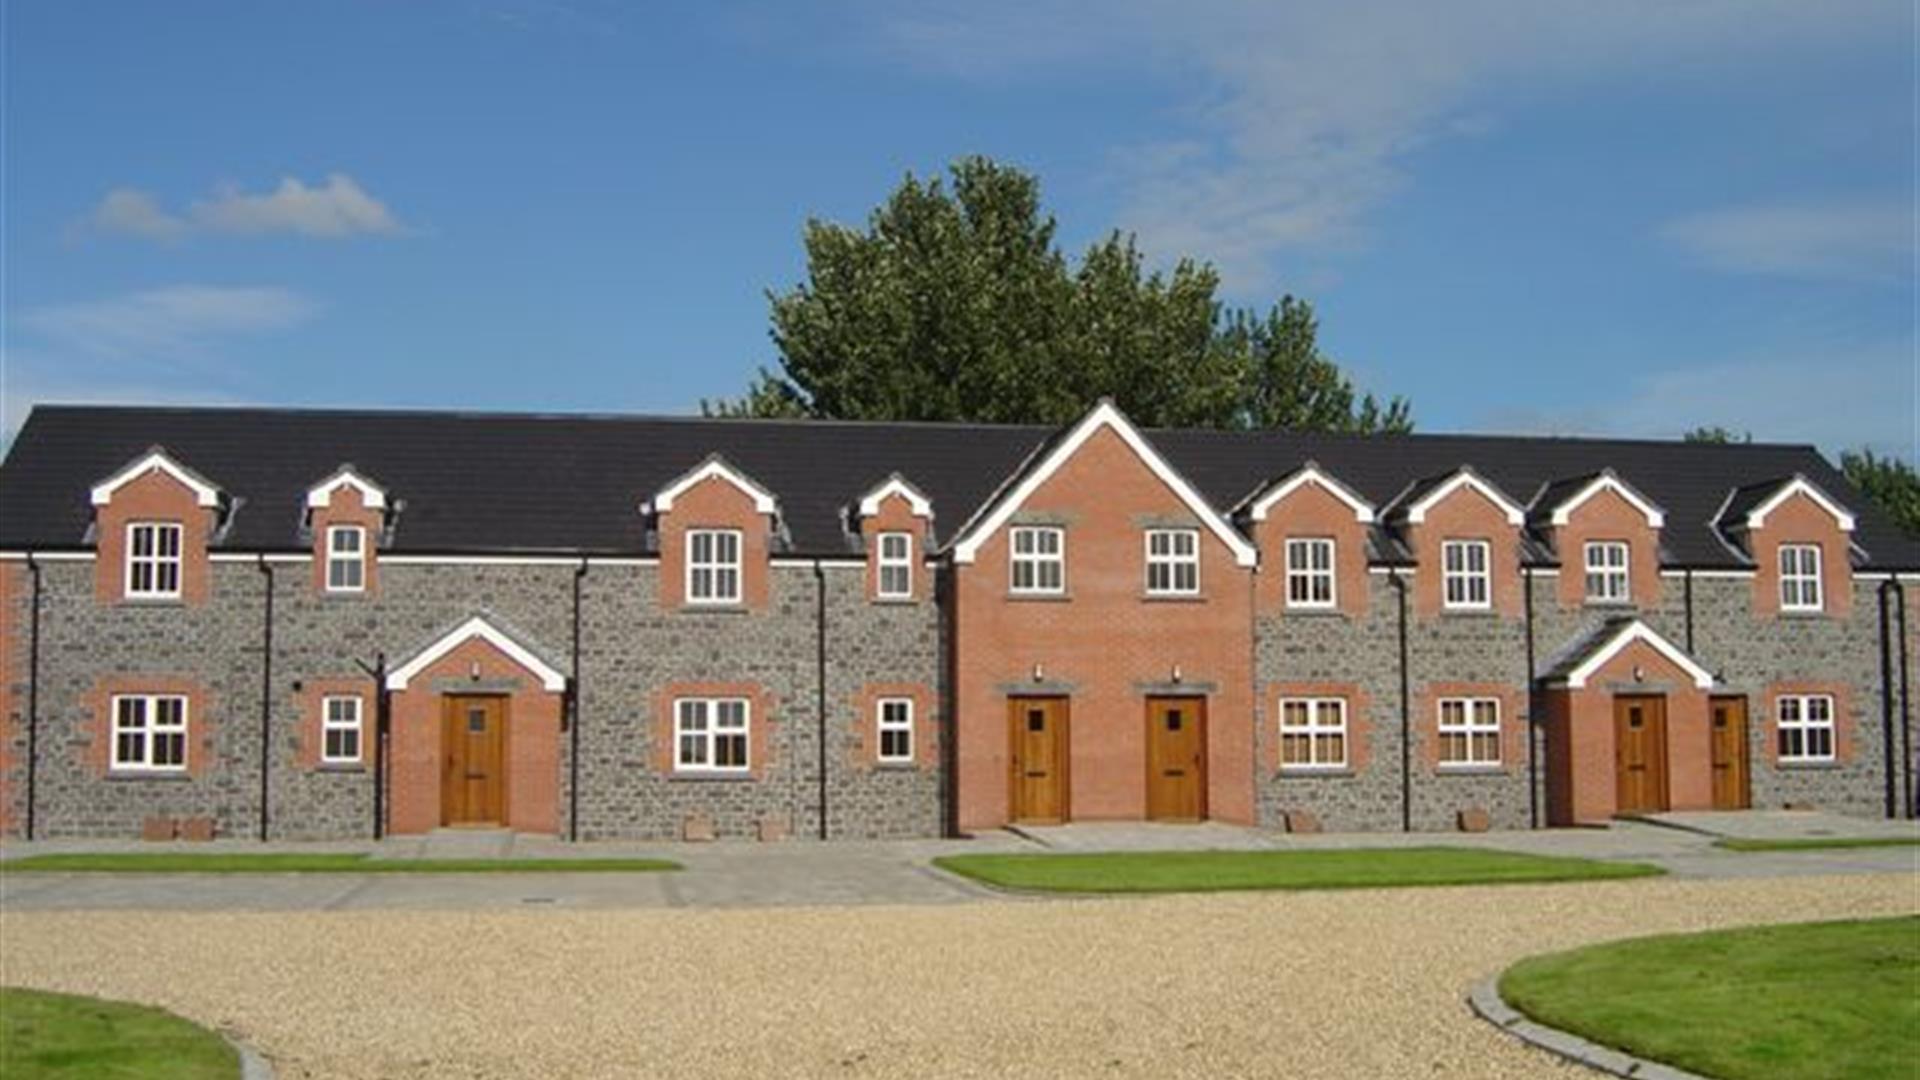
(1537, 616, 1642, 682)
(2, 405, 1915, 569)
(1719, 475, 1801, 530)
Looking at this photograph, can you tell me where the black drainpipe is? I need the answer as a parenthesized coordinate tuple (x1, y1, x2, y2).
(1523, 567, 1538, 830)
(1896, 582, 1912, 818)
(1878, 580, 1897, 818)
(356, 652, 389, 839)
(255, 557, 275, 841)
(568, 557, 586, 842)
(1683, 568, 1695, 654)
(814, 560, 829, 840)
(1389, 568, 1412, 832)
(23, 555, 43, 841)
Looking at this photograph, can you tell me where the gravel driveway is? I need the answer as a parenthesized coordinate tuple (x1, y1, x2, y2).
(2, 872, 1912, 1079)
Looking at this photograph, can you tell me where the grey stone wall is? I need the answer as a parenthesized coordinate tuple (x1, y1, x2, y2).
(820, 569, 944, 840)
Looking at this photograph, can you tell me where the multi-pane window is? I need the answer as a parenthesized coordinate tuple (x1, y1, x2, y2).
(1438, 698, 1501, 767)
(1285, 538, 1336, 609)
(125, 522, 183, 598)
(111, 694, 188, 771)
(1010, 527, 1065, 594)
(1442, 540, 1491, 610)
(1278, 698, 1347, 770)
(877, 532, 913, 599)
(326, 525, 366, 593)
(1779, 544, 1823, 612)
(877, 697, 914, 763)
(675, 698, 749, 772)
(1583, 541, 1630, 603)
(1776, 694, 1835, 762)
(321, 695, 363, 763)
(1145, 529, 1200, 595)
(686, 529, 743, 604)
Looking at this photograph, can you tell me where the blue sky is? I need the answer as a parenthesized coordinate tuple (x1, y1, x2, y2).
(3, 2, 1913, 458)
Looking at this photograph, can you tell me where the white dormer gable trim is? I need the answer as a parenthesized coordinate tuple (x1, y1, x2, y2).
(90, 448, 222, 508)
(1240, 462, 1376, 524)
(1548, 471, 1664, 529)
(1562, 619, 1714, 690)
(386, 615, 567, 692)
(1402, 469, 1525, 527)
(1746, 475, 1855, 533)
(950, 400, 1257, 567)
(645, 455, 779, 517)
(857, 474, 934, 519)
(306, 466, 388, 511)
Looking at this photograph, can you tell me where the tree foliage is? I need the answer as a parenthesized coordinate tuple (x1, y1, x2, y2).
(1682, 425, 1752, 444)
(706, 157, 1410, 433)
(1841, 449, 1920, 538)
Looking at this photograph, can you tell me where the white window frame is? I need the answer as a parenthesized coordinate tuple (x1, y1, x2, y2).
(1009, 526, 1065, 595)
(1285, 537, 1337, 609)
(125, 521, 184, 599)
(321, 695, 363, 764)
(1437, 697, 1502, 768)
(325, 525, 367, 593)
(876, 697, 914, 764)
(1277, 697, 1348, 771)
(1441, 539, 1492, 610)
(1144, 528, 1200, 596)
(110, 693, 188, 772)
(876, 532, 913, 600)
(685, 529, 743, 605)
(1778, 543, 1824, 612)
(1776, 694, 1836, 763)
(1583, 540, 1630, 604)
(674, 697, 750, 773)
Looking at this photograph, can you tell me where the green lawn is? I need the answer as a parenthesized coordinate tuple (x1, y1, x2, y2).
(1715, 836, 1920, 852)
(0, 987, 238, 1079)
(4, 853, 680, 874)
(1501, 916, 1920, 1080)
(932, 847, 1661, 893)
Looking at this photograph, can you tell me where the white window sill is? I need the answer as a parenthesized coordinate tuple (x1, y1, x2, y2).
(1777, 758, 1839, 769)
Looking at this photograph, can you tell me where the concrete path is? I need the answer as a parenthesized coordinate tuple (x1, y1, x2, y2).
(1632, 808, 1920, 841)
(2, 817, 1913, 912)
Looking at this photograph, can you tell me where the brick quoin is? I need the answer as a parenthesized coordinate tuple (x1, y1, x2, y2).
(93, 469, 218, 607)
(1750, 492, 1853, 619)
(0, 562, 17, 835)
(81, 675, 218, 779)
(294, 677, 374, 769)
(1549, 487, 1662, 610)
(1263, 682, 1373, 775)
(955, 425, 1255, 830)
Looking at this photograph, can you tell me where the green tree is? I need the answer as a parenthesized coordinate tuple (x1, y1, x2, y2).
(1841, 449, 1920, 537)
(705, 156, 1410, 433)
(1682, 425, 1751, 444)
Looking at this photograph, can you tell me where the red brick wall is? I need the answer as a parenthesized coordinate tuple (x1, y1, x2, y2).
(849, 682, 939, 771)
(1749, 493, 1853, 618)
(1406, 486, 1522, 619)
(655, 475, 773, 611)
(1251, 482, 1369, 618)
(1550, 638, 1711, 824)
(650, 680, 779, 779)
(954, 425, 1255, 829)
(1550, 487, 1662, 610)
(1263, 681, 1373, 774)
(81, 675, 217, 778)
(1412, 681, 1527, 774)
(93, 469, 216, 606)
(388, 637, 562, 835)
(295, 677, 373, 768)
(1760, 680, 1855, 766)
(860, 493, 931, 603)
(309, 485, 382, 597)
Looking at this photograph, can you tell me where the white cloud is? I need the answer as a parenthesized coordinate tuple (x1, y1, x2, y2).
(20, 285, 319, 360)
(858, 1, 1906, 290)
(86, 174, 405, 240)
(1658, 201, 1914, 281)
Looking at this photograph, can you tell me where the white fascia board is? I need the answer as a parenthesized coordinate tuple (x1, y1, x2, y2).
(1549, 472, 1664, 529)
(306, 467, 388, 510)
(646, 456, 779, 517)
(90, 450, 222, 508)
(386, 615, 567, 692)
(949, 401, 1257, 567)
(1564, 620, 1714, 690)
(1746, 476, 1856, 533)
(856, 475, 934, 519)
(1243, 465, 1375, 524)
(1404, 470, 1526, 527)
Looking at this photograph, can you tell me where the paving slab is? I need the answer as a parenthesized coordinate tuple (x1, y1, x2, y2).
(1634, 808, 1920, 841)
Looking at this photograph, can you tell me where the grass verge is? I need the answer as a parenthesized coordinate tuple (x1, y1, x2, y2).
(1714, 836, 1920, 852)
(1500, 916, 1919, 1080)
(931, 846, 1661, 893)
(0, 987, 238, 1079)
(4, 853, 680, 873)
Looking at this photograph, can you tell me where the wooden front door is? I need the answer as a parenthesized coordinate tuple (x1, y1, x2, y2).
(1613, 695, 1670, 814)
(1008, 697, 1069, 823)
(1145, 697, 1207, 821)
(442, 695, 507, 826)
(1710, 696, 1750, 810)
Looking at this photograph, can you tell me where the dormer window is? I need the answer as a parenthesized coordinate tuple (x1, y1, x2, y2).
(125, 522, 183, 599)
(1583, 541, 1629, 604)
(1441, 540, 1491, 610)
(326, 526, 367, 593)
(1779, 543, 1823, 612)
(687, 529, 743, 604)
(877, 532, 913, 599)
